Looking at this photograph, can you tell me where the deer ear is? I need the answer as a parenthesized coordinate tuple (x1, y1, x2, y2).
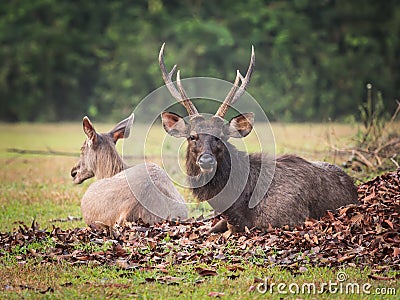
(83, 116, 97, 144)
(161, 112, 188, 138)
(109, 113, 134, 143)
(225, 113, 254, 138)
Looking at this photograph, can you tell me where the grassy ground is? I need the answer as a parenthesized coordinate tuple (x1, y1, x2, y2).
(0, 122, 398, 299)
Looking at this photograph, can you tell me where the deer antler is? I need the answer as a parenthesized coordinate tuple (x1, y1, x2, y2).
(215, 46, 255, 118)
(158, 43, 199, 116)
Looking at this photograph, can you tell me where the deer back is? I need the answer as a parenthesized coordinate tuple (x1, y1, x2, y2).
(81, 163, 188, 226)
(235, 154, 359, 230)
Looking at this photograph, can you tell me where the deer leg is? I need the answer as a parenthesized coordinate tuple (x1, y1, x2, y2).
(207, 219, 228, 234)
(222, 222, 242, 239)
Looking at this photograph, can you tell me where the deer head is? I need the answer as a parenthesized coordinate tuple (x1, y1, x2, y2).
(71, 114, 134, 183)
(159, 43, 255, 175)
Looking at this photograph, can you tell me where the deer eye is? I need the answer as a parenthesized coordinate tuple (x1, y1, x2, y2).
(189, 135, 196, 141)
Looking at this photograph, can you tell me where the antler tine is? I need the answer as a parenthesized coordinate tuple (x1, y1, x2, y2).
(177, 70, 198, 116)
(215, 70, 241, 118)
(158, 43, 198, 116)
(231, 45, 255, 104)
(159, 43, 182, 101)
(215, 45, 256, 118)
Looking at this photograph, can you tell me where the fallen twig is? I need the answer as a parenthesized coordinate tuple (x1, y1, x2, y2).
(7, 148, 79, 157)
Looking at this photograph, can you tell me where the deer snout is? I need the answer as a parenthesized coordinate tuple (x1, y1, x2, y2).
(197, 153, 217, 172)
(71, 167, 78, 178)
(70, 165, 83, 184)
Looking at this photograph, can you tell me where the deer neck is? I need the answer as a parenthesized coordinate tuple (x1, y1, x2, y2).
(95, 152, 127, 180)
(186, 143, 248, 204)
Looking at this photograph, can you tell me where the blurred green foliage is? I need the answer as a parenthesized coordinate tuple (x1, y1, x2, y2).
(0, 0, 399, 122)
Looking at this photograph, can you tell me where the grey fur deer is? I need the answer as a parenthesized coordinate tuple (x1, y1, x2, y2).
(158, 43, 358, 232)
(71, 114, 188, 226)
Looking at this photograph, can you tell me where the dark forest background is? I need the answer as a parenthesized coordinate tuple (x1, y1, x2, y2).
(0, 0, 399, 122)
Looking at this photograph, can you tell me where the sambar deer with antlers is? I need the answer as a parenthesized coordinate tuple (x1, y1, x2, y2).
(159, 43, 358, 232)
(71, 114, 188, 226)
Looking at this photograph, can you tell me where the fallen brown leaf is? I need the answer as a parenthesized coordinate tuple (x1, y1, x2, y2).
(368, 274, 396, 281)
(196, 267, 218, 277)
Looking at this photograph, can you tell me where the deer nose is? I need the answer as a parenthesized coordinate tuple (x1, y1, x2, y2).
(198, 153, 216, 170)
(71, 167, 78, 178)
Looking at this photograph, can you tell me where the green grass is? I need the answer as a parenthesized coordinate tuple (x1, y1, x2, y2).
(0, 122, 398, 299)
(0, 262, 398, 299)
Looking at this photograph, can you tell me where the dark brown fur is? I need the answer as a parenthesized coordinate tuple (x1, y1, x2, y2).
(162, 113, 358, 232)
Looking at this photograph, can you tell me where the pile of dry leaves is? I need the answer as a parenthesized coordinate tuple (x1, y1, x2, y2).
(1, 169, 399, 270)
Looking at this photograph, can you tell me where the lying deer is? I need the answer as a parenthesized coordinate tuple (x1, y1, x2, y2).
(71, 114, 188, 226)
(158, 43, 358, 232)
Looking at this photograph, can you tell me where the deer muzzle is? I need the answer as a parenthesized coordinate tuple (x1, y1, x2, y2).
(197, 153, 217, 173)
(70, 165, 82, 184)
(70, 165, 92, 184)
